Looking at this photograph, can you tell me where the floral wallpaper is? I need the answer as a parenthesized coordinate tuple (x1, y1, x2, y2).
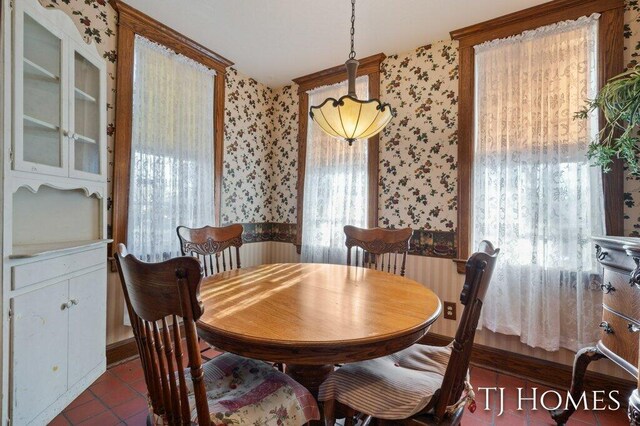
(378, 42, 458, 233)
(221, 68, 275, 224)
(269, 85, 299, 224)
(624, 0, 640, 236)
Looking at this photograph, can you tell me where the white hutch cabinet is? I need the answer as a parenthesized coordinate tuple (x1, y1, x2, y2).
(1, 0, 110, 424)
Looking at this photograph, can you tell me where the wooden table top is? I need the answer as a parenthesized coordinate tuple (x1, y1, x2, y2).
(196, 263, 442, 364)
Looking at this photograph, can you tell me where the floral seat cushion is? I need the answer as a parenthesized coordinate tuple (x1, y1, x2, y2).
(151, 353, 320, 425)
(318, 343, 453, 420)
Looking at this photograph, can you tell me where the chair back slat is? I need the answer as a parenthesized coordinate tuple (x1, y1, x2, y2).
(344, 226, 413, 277)
(177, 224, 243, 276)
(114, 243, 210, 425)
(152, 321, 174, 419)
(160, 317, 182, 424)
(172, 315, 192, 425)
(433, 240, 499, 421)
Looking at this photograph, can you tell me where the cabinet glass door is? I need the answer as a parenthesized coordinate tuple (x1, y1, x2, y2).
(69, 44, 104, 180)
(16, 10, 66, 175)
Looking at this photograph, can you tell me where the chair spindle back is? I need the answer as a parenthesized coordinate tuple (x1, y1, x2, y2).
(433, 240, 499, 421)
(344, 225, 413, 276)
(114, 244, 210, 425)
(177, 224, 243, 277)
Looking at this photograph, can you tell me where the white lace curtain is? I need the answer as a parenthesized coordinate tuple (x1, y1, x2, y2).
(301, 76, 369, 264)
(473, 15, 605, 351)
(128, 35, 216, 262)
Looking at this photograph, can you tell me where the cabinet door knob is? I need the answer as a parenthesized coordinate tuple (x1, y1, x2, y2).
(60, 302, 71, 310)
(70, 299, 78, 306)
(599, 321, 614, 334)
(601, 282, 616, 294)
(629, 323, 640, 333)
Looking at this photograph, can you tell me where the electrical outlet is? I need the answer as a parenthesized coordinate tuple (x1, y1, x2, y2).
(444, 301, 456, 320)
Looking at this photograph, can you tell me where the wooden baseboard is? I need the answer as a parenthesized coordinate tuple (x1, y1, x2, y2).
(106, 336, 138, 366)
(421, 333, 636, 402)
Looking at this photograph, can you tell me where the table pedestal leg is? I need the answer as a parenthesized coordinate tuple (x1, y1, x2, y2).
(286, 364, 334, 399)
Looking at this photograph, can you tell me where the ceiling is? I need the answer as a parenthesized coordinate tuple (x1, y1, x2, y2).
(124, 0, 550, 88)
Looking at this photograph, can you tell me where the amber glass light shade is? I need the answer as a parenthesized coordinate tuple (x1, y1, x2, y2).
(309, 95, 394, 146)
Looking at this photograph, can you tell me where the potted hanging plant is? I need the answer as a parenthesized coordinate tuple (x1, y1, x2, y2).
(577, 66, 640, 175)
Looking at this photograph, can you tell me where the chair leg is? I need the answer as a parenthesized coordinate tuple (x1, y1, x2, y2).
(344, 407, 356, 426)
(323, 399, 336, 426)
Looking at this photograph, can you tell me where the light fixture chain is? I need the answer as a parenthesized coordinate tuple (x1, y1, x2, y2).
(349, 0, 356, 59)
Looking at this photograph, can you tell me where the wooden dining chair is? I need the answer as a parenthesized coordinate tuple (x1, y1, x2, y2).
(176, 224, 243, 277)
(344, 225, 413, 276)
(114, 244, 320, 426)
(319, 241, 500, 426)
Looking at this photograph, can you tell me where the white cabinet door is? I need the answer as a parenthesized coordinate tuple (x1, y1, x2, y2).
(11, 280, 69, 425)
(67, 268, 107, 387)
(68, 39, 107, 182)
(13, 1, 69, 176)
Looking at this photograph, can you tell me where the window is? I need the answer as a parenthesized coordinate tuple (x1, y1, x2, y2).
(126, 36, 216, 261)
(471, 16, 604, 351)
(300, 76, 369, 264)
(451, 0, 624, 272)
(293, 54, 385, 255)
(111, 1, 232, 257)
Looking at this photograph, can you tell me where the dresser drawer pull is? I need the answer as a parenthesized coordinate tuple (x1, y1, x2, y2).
(600, 282, 616, 294)
(595, 245, 607, 261)
(599, 321, 614, 334)
(629, 323, 640, 333)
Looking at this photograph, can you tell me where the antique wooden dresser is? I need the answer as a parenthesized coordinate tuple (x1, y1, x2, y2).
(552, 237, 640, 424)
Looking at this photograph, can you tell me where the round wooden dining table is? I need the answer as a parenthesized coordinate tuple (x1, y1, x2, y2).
(196, 263, 442, 398)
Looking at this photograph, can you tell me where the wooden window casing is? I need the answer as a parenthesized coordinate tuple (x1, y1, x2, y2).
(451, 0, 625, 273)
(109, 1, 233, 255)
(292, 53, 385, 250)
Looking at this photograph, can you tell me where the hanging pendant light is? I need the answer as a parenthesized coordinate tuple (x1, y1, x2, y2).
(309, 0, 394, 146)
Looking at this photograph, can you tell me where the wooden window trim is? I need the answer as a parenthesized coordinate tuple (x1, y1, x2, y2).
(292, 53, 385, 250)
(451, 0, 625, 273)
(109, 1, 233, 255)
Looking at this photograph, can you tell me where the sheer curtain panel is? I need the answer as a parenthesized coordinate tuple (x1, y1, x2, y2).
(301, 77, 369, 264)
(128, 35, 216, 262)
(472, 15, 605, 351)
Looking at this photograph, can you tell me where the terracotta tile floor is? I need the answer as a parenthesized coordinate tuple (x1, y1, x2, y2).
(49, 346, 630, 426)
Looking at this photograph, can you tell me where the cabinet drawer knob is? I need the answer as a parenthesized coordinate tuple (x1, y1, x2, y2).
(595, 245, 607, 261)
(599, 321, 614, 334)
(629, 323, 640, 333)
(630, 257, 640, 290)
(601, 282, 616, 294)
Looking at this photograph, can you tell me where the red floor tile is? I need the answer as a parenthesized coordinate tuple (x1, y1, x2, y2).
(64, 389, 95, 412)
(95, 384, 139, 409)
(63, 399, 108, 424)
(49, 413, 71, 426)
(123, 409, 149, 426)
(471, 367, 498, 387)
(594, 407, 629, 425)
(110, 360, 144, 383)
(76, 410, 122, 426)
(110, 395, 148, 420)
(89, 372, 125, 397)
(129, 379, 148, 396)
